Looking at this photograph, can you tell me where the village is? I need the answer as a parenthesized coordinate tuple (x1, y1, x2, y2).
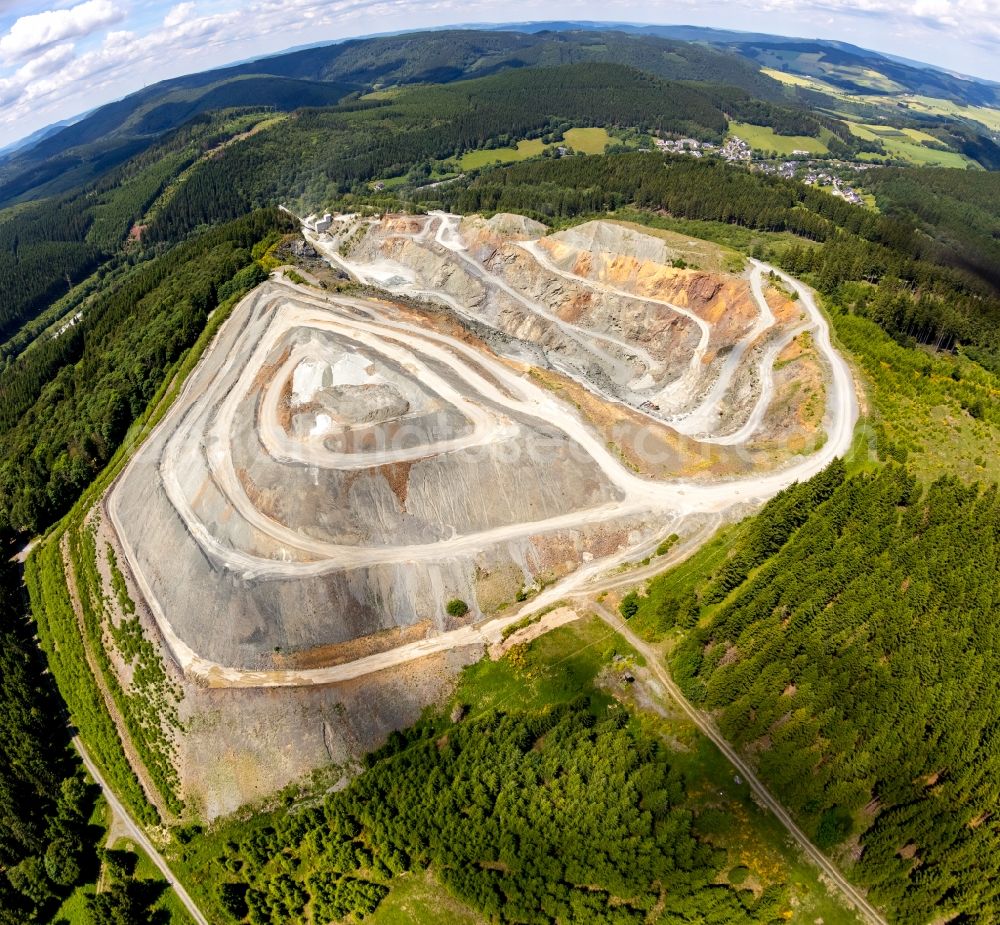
(655, 133, 867, 205)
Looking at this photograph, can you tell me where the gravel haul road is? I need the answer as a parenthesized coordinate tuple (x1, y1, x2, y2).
(72, 737, 210, 925)
(588, 603, 887, 925)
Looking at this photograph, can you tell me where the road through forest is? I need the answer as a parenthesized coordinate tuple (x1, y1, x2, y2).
(587, 603, 888, 925)
(72, 737, 210, 925)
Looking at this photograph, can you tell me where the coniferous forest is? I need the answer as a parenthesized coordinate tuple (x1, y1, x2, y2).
(195, 702, 789, 925)
(637, 466, 1000, 922)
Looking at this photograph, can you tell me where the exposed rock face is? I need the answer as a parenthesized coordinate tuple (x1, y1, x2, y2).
(336, 213, 773, 422)
(101, 210, 850, 815)
(110, 281, 632, 672)
(110, 212, 823, 678)
(312, 383, 411, 426)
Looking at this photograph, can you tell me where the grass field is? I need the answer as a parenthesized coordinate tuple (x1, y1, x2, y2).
(847, 121, 972, 168)
(368, 870, 485, 924)
(832, 309, 1000, 484)
(459, 127, 616, 169)
(899, 95, 1000, 133)
(459, 138, 546, 169)
(729, 122, 828, 155)
(755, 51, 903, 93)
(762, 66, 1000, 138)
(761, 67, 843, 94)
(562, 126, 613, 153)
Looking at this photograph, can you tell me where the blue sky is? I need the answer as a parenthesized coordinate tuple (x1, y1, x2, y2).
(0, 0, 997, 147)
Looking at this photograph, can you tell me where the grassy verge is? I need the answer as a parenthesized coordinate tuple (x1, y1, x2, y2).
(26, 281, 257, 829)
(67, 523, 183, 813)
(27, 541, 160, 825)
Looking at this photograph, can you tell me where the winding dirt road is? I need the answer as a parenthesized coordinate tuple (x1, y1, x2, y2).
(586, 604, 887, 925)
(73, 737, 209, 925)
(108, 210, 857, 686)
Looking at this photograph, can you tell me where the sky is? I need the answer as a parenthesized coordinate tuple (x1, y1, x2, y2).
(0, 0, 998, 148)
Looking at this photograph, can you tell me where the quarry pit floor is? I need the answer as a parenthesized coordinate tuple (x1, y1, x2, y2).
(108, 213, 858, 687)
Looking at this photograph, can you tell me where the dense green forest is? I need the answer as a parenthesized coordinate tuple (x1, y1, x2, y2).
(0, 208, 284, 535)
(0, 563, 99, 923)
(0, 198, 100, 343)
(176, 699, 794, 924)
(0, 111, 270, 358)
(864, 168, 1000, 291)
(146, 64, 730, 239)
(625, 464, 1000, 922)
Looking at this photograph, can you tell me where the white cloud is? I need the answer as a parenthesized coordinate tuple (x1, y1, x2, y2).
(15, 40, 75, 79)
(163, 2, 195, 30)
(0, 0, 123, 62)
(0, 0, 999, 147)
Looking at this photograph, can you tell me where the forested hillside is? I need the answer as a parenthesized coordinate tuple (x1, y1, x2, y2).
(0, 199, 100, 343)
(147, 64, 728, 239)
(172, 694, 804, 924)
(0, 563, 97, 924)
(628, 465, 1000, 922)
(0, 111, 272, 358)
(864, 168, 1000, 291)
(0, 209, 285, 535)
(0, 27, 787, 208)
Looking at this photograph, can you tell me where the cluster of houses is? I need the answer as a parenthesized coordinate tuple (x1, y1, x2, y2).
(757, 159, 809, 179)
(653, 132, 867, 206)
(720, 136, 753, 162)
(654, 137, 717, 157)
(654, 135, 755, 163)
(831, 178, 865, 205)
(801, 172, 864, 204)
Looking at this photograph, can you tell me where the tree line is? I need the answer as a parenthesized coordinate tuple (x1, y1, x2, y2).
(0, 209, 285, 537)
(630, 464, 1000, 922)
(192, 699, 790, 924)
(0, 561, 100, 923)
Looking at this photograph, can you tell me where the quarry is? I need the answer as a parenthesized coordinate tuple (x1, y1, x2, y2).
(93, 211, 857, 815)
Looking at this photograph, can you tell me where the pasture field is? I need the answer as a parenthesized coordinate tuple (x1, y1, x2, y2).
(562, 126, 614, 153)
(459, 138, 546, 169)
(847, 121, 972, 167)
(729, 122, 828, 155)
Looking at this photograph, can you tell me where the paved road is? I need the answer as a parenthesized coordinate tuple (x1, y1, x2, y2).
(586, 603, 887, 925)
(72, 737, 210, 925)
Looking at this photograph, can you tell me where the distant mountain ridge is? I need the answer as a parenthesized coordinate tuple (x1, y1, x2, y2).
(0, 27, 784, 207)
(3, 21, 999, 210)
(483, 21, 1000, 94)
